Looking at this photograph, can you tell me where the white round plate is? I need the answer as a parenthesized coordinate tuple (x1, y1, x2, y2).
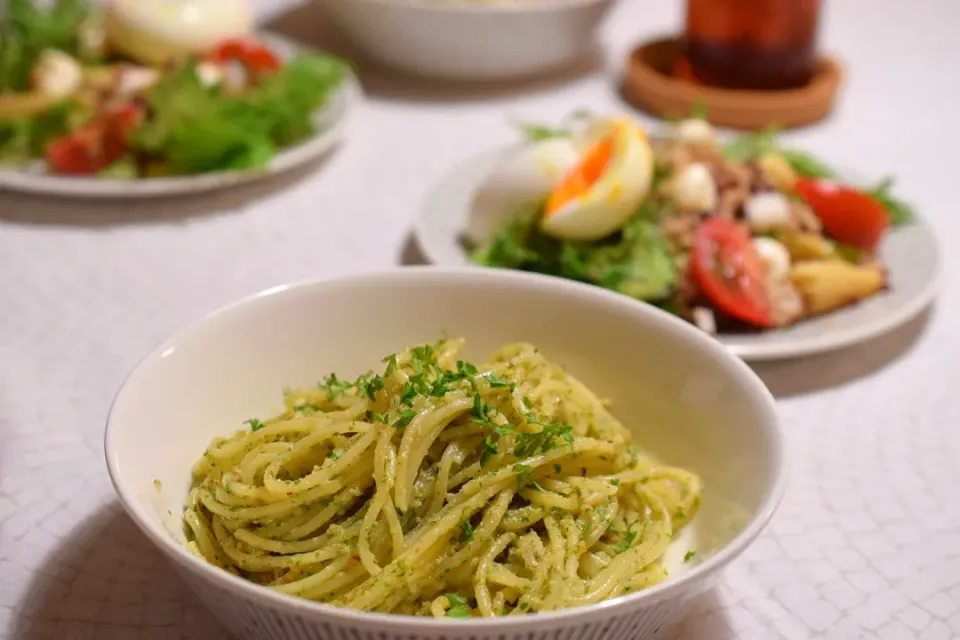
(414, 145, 943, 361)
(0, 34, 361, 199)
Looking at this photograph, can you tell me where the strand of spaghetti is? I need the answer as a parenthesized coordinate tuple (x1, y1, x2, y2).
(261, 422, 377, 494)
(339, 482, 505, 611)
(269, 555, 354, 596)
(394, 397, 473, 512)
(439, 489, 513, 580)
(474, 533, 515, 617)
(428, 441, 464, 515)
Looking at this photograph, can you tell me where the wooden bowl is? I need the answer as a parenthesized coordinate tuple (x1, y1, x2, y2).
(622, 37, 844, 130)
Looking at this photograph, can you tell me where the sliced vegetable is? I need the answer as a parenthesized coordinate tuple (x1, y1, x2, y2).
(206, 39, 281, 79)
(691, 218, 772, 327)
(790, 260, 886, 315)
(778, 231, 836, 262)
(46, 103, 144, 174)
(756, 152, 797, 191)
(794, 178, 890, 252)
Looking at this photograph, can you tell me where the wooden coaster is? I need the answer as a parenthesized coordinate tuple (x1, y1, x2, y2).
(622, 37, 844, 130)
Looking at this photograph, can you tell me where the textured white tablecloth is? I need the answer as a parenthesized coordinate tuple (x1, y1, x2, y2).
(2, 0, 959, 638)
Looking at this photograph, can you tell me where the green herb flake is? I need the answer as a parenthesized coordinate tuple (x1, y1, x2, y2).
(472, 394, 492, 425)
(445, 593, 472, 618)
(245, 418, 264, 432)
(480, 435, 499, 466)
(359, 374, 385, 400)
(458, 519, 474, 543)
(513, 463, 534, 490)
(615, 528, 638, 554)
(392, 409, 417, 430)
(684, 550, 696, 563)
(365, 411, 387, 424)
(383, 354, 399, 376)
(487, 373, 516, 392)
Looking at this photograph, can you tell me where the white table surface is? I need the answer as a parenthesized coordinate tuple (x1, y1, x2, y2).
(2, 1, 959, 638)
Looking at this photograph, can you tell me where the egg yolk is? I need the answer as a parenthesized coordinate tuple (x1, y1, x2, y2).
(544, 135, 613, 216)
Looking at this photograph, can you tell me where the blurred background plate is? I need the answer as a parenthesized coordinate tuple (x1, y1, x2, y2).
(0, 33, 361, 199)
(414, 145, 943, 361)
(319, 0, 616, 80)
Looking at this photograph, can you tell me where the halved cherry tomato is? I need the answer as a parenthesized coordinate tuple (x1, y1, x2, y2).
(206, 39, 281, 77)
(691, 217, 772, 327)
(794, 178, 890, 252)
(45, 104, 144, 175)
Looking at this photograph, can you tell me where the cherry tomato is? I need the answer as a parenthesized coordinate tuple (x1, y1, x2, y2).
(46, 104, 144, 175)
(206, 39, 281, 77)
(691, 217, 772, 327)
(794, 178, 890, 252)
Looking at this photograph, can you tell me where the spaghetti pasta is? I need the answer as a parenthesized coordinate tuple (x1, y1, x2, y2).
(184, 339, 702, 617)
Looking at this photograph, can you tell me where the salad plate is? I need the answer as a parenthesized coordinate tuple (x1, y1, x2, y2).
(414, 134, 941, 362)
(0, 30, 361, 198)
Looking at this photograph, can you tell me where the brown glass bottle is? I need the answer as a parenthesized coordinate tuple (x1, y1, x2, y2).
(682, 0, 821, 91)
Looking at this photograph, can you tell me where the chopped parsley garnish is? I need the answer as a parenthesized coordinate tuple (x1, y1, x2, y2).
(472, 394, 493, 425)
(457, 360, 478, 377)
(245, 418, 264, 432)
(487, 373, 516, 391)
(554, 464, 562, 473)
(610, 478, 620, 486)
(383, 354, 399, 376)
(496, 417, 574, 459)
(458, 520, 474, 543)
(674, 506, 686, 520)
(445, 593, 471, 618)
(684, 550, 696, 563)
(319, 373, 352, 399)
(392, 409, 417, 429)
(513, 463, 534, 489)
(615, 528, 638, 554)
(480, 435, 499, 466)
(522, 396, 533, 409)
(365, 411, 386, 424)
(357, 373, 384, 400)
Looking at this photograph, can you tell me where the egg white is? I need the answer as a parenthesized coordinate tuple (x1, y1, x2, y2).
(539, 118, 655, 242)
(106, 0, 255, 66)
(465, 138, 581, 245)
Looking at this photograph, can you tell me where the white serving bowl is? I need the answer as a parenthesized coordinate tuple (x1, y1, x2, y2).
(318, 0, 617, 80)
(105, 267, 785, 640)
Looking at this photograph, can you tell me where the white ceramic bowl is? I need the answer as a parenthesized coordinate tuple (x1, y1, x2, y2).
(318, 0, 616, 80)
(105, 268, 785, 640)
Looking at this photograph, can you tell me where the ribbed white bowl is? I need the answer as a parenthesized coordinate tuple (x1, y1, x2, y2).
(318, 0, 617, 80)
(105, 267, 785, 640)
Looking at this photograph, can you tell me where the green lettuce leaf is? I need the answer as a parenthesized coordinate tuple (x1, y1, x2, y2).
(471, 199, 678, 302)
(131, 53, 346, 174)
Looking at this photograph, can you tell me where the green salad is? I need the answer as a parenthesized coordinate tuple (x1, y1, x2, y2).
(468, 113, 915, 331)
(0, 0, 347, 178)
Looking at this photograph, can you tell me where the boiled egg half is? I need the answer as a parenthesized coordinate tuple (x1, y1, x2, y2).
(467, 116, 655, 245)
(106, 0, 255, 66)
